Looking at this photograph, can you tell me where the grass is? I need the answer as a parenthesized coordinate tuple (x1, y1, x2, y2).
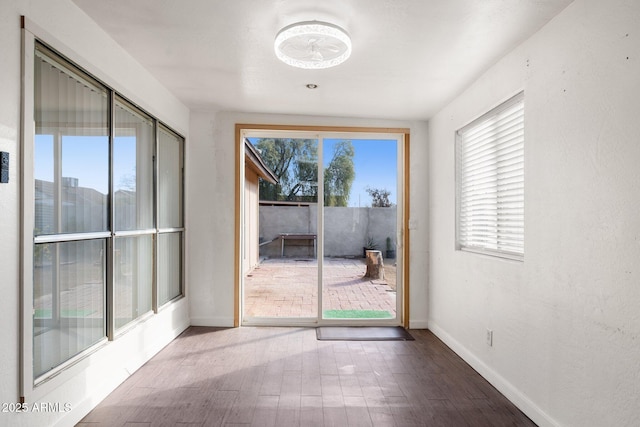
(323, 309, 393, 319)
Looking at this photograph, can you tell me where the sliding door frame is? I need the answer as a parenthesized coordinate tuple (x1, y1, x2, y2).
(235, 124, 410, 327)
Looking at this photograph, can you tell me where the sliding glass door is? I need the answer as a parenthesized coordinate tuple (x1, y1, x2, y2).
(320, 137, 399, 323)
(241, 130, 403, 326)
(242, 136, 319, 320)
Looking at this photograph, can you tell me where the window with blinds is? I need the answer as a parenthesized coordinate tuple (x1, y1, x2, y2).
(456, 92, 524, 260)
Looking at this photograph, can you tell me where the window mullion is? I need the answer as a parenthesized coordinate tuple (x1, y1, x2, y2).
(107, 89, 115, 341)
(152, 119, 159, 313)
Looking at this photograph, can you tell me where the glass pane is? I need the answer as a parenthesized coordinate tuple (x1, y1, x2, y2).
(158, 232, 182, 305)
(114, 98, 154, 231)
(33, 239, 106, 378)
(34, 47, 109, 235)
(114, 235, 153, 330)
(158, 126, 183, 229)
(322, 138, 398, 320)
(243, 137, 318, 319)
(35, 135, 55, 235)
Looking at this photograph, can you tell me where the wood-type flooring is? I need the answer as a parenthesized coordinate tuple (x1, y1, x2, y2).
(77, 326, 536, 427)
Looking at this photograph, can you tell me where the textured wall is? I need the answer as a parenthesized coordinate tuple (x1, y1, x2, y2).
(428, 0, 640, 425)
(0, 3, 21, 423)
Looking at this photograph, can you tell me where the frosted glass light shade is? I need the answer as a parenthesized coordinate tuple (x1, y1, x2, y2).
(274, 21, 352, 69)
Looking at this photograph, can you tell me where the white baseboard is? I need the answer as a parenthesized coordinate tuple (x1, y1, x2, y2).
(190, 316, 235, 327)
(409, 319, 429, 329)
(427, 321, 560, 427)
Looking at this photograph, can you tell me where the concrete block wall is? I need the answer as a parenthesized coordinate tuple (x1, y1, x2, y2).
(259, 205, 397, 258)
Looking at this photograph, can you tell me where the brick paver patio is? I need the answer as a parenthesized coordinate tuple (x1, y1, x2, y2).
(243, 257, 397, 319)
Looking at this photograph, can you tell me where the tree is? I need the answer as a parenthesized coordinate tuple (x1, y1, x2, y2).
(117, 167, 137, 191)
(324, 141, 355, 207)
(255, 138, 318, 201)
(366, 186, 392, 207)
(254, 138, 355, 206)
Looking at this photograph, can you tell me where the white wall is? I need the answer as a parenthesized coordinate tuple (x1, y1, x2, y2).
(428, 0, 640, 426)
(0, 1, 190, 426)
(188, 112, 429, 328)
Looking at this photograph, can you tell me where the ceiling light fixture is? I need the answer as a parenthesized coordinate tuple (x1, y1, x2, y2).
(274, 21, 352, 69)
(306, 83, 318, 89)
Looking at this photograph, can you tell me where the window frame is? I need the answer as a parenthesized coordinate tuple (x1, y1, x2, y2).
(156, 123, 185, 309)
(455, 92, 525, 261)
(112, 95, 158, 334)
(21, 28, 185, 401)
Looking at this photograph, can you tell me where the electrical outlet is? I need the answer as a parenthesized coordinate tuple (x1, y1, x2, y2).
(486, 329, 493, 347)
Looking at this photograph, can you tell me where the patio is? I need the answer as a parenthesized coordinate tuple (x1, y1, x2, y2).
(244, 257, 397, 319)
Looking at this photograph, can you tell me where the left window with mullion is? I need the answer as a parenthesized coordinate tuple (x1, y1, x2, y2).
(33, 44, 109, 379)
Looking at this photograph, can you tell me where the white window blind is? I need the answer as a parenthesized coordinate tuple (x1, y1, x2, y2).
(456, 92, 524, 260)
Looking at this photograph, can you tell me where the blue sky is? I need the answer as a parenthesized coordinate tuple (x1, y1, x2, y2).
(35, 135, 135, 194)
(324, 138, 397, 207)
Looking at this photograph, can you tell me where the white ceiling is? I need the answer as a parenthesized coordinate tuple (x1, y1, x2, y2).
(72, 0, 573, 120)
